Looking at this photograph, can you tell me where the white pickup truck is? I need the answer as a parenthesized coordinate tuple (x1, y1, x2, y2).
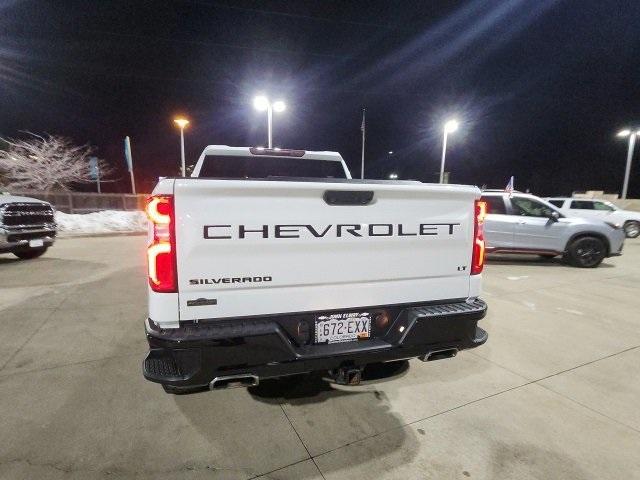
(143, 146, 488, 393)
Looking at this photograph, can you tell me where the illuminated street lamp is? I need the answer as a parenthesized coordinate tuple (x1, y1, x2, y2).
(440, 119, 459, 184)
(253, 96, 286, 148)
(173, 117, 190, 176)
(617, 128, 640, 199)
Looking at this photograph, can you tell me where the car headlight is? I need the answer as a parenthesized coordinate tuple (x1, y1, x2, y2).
(605, 221, 622, 229)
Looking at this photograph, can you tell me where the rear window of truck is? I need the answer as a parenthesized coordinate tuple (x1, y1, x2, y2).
(198, 155, 347, 179)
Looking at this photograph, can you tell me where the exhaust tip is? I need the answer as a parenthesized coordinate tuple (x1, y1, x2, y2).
(209, 374, 259, 390)
(419, 348, 458, 362)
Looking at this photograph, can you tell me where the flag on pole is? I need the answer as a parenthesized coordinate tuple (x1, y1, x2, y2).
(505, 176, 514, 194)
(360, 108, 366, 180)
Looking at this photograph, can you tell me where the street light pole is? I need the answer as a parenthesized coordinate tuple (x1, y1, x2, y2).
(254, 96, 285, 148)
(179, 126, 186, 176)
(440, 119, 458, 184)
(617, 128, 638, 199)
(174, 118, 190, 176)
(439, 132, 449, 184)
(267, 104, 273, 149)
(622, 133, 636, 200)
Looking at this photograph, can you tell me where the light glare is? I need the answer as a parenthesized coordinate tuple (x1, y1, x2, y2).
(617, 129, 631, 137)
(272, 100, 286, 112)
(173, 118, 189, 129)
(253, 95, 269, 111)
(444, 119, 459, 134)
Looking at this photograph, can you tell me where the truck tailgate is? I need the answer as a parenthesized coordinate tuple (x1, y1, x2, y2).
(173, 179, 479, 321)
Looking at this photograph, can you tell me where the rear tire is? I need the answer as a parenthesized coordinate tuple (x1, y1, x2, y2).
(13, 247, 48, 260)
(624, 221, 640, 238)
(565, 236, 606, 268)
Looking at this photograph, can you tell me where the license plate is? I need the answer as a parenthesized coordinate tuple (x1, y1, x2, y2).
(29, 239, 44, 248)
(315, 312, 371, 344)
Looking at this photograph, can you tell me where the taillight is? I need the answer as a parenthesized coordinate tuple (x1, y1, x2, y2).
(146, 195, 177, 292)
(471, 200, 486, 275)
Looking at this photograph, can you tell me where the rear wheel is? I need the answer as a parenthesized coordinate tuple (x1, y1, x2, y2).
(565, 237, 606, 268)
(13, 247, 48, 260)
(624, 221, 640, 238)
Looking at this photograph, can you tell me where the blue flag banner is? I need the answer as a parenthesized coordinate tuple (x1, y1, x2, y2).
(124, 136, 133, 172)
(88, 156, 99, 180)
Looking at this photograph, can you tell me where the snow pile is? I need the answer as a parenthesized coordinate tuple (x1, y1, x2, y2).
(55, 210, 147, 235)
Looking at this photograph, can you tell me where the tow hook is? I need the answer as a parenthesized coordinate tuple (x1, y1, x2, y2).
(331, 366, 364, 385)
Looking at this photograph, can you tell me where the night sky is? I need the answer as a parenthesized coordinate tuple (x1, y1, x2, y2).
(1, 0, 639, 196)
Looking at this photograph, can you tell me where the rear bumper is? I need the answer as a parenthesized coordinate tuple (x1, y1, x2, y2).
(143, 299, 488, 388)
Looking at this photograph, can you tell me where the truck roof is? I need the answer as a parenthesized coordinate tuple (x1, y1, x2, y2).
(200, 145, 345, 162)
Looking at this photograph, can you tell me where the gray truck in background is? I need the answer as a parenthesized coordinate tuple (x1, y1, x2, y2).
(0, 192, 56, 259)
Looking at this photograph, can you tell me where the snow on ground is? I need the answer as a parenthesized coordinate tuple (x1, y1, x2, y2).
(55, 210, 147, 235)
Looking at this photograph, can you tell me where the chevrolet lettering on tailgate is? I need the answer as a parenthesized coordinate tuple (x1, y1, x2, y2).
(203, 223, 460, 239)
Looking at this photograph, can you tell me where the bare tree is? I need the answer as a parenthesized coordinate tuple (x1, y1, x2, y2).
(0, 133, 112, 191)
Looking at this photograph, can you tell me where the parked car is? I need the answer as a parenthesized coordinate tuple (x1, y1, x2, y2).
(545, 197, 640, 239)
(479, 190, 624, 268)
(0, 192, 56, 259)
(143, 146, 488, 393)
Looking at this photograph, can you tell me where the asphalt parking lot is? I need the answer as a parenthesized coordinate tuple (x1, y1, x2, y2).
(1, 236, 640, 479)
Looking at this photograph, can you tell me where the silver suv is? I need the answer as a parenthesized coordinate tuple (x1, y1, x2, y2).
(545, 197, 640, 239)
(480, 191, 625, 268)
